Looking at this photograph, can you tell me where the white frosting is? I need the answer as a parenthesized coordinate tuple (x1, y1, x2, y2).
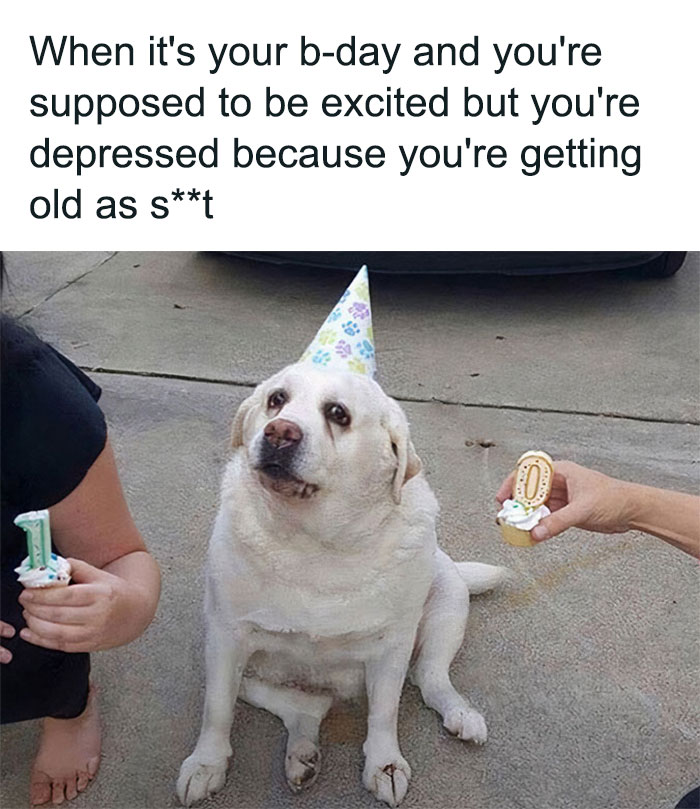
(15, 554, 71, 588)
(497, 499, 551, 531)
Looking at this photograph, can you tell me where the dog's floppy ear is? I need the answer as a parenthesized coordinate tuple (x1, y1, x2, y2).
(230, 391, 257, 449)
(384, 399, 422, 504)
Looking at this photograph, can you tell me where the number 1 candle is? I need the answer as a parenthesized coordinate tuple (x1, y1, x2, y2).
(14, 509, 72, 588)
(14, 510, 52, 567)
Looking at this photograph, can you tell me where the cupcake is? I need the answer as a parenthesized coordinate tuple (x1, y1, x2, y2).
(497, 451, 554, 547)
(15, 553, 72, 588)
(14, 509, 72, 588)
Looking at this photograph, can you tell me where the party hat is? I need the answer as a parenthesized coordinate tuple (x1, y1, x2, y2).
(299, 265, 376, 377)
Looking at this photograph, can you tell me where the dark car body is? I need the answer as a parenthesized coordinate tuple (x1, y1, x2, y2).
(225, 252, 687, 277)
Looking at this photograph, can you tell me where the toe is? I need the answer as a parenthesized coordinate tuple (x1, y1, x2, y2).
(375, 764, 410, 807)
(286, 739, 321, 792)
(64, 775, 78, 802)
(176, 758, 228, 806)
(29, 775, 52, 806)
(443, 705, 488, 744)
(87, 756, 100, 778)
(50, 780, 66, 805)
(286, 752, 320, 792)
(76, 771, 90, 792)
(364, 758, 411, 807)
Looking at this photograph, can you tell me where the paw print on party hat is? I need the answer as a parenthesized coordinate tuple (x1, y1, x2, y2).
(354, 281, 370, 302)
(312, 349, 331, 366)
(349, 301, 370, 320)
(298, 266, 376, 378)
(318, 328, 338, 345)
(342, 321, 360, 336)
(347, 358, 367, 375)
(335, 340, 352, 359)
(357, 339, 374, 360)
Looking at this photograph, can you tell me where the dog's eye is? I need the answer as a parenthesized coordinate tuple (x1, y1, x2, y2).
(325, 403, 351, 427)
(267, 390, 287, 409)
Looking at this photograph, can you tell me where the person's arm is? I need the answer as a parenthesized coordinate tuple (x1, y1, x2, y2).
(18, 439, 161, 653)
(624, 483, 700, 557)
(496, 460, 700, 558)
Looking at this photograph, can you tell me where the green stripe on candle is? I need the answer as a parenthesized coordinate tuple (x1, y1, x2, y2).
(39, 514, 50, 566)
(28, 521, 37, 567)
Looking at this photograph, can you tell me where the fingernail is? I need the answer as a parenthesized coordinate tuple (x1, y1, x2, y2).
(1, 624, 16, 638)
(19, 629, 32, 642)
(532, 526, 549, 542)
(0, 649, 11, 664)
(21, 591, 33, 602)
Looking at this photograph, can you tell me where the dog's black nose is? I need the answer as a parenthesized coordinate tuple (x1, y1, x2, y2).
(264, 419, 303, 449)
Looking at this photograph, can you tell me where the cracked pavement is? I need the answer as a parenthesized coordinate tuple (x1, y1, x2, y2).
(1, 251, 699, 809)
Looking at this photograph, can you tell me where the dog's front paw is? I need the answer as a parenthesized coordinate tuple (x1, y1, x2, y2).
(363, 755, 411, 807)
(443, 705, 488, 744)
(176, 753, 229, 806)
(285, 737, 321, 792)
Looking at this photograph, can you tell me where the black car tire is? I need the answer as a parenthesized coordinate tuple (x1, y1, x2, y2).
(636, 252, 686, 278)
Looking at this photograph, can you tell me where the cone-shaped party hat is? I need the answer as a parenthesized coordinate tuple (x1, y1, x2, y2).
(299, 265, 376, 377)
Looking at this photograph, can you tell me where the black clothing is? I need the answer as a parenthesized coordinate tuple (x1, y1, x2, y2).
(1, 318, 106, 723)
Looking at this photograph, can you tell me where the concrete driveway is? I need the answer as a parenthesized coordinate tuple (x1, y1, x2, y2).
(2, 251, 698, 809)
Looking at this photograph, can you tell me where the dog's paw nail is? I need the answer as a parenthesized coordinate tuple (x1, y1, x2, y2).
(443, 705, 488, 744)
(176, 756, 228, 806)
(364, 757, 411, 807)
(285, 739, 321, 793)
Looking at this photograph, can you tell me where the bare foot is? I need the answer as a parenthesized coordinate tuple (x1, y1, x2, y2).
(30, 685, 101, 806)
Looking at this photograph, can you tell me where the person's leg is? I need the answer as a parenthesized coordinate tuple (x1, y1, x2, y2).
(0, 635, 90, 723)
(1, 637, 101, 806)
(30, 683, 101, 806)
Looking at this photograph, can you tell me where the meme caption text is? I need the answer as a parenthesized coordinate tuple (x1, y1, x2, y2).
(28, 34, 642, 222)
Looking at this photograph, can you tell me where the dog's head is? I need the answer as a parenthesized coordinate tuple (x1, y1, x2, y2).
(231, 364, 421, 505)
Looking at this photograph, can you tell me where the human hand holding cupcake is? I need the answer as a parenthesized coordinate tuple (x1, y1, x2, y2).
(496, 458, 699, 556)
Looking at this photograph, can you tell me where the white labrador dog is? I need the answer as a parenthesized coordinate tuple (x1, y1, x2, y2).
(177, 364, 507, 807)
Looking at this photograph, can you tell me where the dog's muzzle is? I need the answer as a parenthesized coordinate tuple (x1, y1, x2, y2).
(257, 418, 302, 475)
(254, 419, 318, 499)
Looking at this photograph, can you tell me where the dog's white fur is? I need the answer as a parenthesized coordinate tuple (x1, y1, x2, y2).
(177, 364, 507, 807)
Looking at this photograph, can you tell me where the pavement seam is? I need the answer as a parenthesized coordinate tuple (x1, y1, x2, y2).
(17, 252, 119, 318)
(83, 366, 700, 427)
